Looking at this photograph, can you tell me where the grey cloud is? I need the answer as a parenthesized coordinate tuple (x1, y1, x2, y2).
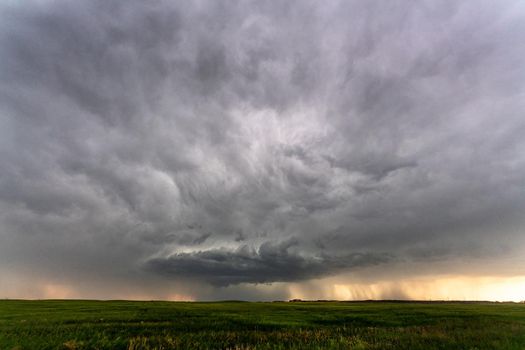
(323, 153, 418, 181)
(146, 239, 392, 286)
(0, 0, 525, 297)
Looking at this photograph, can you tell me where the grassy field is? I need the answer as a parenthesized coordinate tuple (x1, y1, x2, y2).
(1, 300, 525, 349)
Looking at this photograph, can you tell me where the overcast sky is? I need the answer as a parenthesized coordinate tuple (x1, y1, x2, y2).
(1, 0, 525, 301)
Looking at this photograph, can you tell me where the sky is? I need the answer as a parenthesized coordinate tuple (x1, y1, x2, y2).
(1, 0, 525, 301)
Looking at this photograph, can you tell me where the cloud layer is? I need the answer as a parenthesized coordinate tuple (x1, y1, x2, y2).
(1, 0, 525, 298)
(147, 238, 392, 286)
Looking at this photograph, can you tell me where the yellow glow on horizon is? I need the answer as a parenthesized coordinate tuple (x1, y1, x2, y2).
(327, 276, 525, 302)
(3, 272, 525, 301)
(42, 284, 75, 299)
(166, 293, 195, 302)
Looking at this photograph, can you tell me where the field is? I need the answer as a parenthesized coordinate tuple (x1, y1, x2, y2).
(1, 300, 525, 349)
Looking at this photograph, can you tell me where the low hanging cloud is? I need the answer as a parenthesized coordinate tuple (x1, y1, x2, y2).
(146, 238, 392, 286)
(1, 0, 525, 298)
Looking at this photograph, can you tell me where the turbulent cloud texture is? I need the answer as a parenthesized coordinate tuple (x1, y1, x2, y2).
(1, 0, 525, 299)
(147, 238, 392, 286)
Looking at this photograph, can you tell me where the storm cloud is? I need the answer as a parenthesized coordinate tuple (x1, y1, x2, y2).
(146, 238, 392, 286)
(1, 0, 525, 299)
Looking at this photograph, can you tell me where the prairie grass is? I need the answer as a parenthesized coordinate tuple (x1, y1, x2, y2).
(1, 300, 524, 349)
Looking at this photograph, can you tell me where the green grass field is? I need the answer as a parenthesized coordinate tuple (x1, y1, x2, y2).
(1, 300, 525, 349)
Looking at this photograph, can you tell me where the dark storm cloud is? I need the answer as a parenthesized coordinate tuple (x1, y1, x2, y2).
(1, 0, 525, 296)
(146, 238, 392, 286)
